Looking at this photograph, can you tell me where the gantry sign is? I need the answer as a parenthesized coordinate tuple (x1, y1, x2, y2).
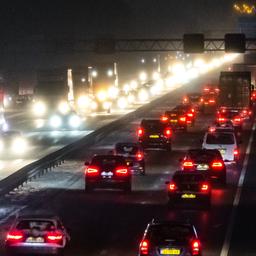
(94, 33, 256, 53)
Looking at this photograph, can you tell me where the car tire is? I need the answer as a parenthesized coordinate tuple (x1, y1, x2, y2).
(85, 183, 94, 192)
(123, 182, 132, 193)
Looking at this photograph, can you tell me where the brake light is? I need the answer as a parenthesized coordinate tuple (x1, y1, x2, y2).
(164, 128, 172, 138)
(211, 161, 224, 170)
(136, 152, 143, 161)
(183, 161, 194, 168)
(233, 116, 241, 123)
(169, 182, 177, 191)
(183, 97, 188, 103)
(179, 116, 186, 122)
(191, 239, 200, 255)
(161, 115, 168, 122)
(116, 167, 129, 176)
(200, 98, 204, 102)
(209, 127, 216, 133)
(187, 113, 194, 117)
(209, 99, 215, 103)
(139, 239, 149, 255)
(6, 230, 24, 243)
(137, 127, 144, 137)
(204, 88, 209, 92)
(201, 183, 209, 192)
(86, 166, 99, 176)
(218, 117, 226, 122)
(234, 148, 239, 156)
(46, 231, 63, 243)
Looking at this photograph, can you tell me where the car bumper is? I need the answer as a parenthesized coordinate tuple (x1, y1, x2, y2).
(168, 192, 210, 201)
(86, 178, 131, 188)
(140, 139, 171, 149)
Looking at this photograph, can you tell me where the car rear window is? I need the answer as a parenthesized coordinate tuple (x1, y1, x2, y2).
(91, 156, 126, 167)
(16, 220, 56, 231)
(174, 173, 205, 183)
(149, 224, 193, 243)
(115, 144, 139, 154)
(141, 120, 166, 132)
(188, 150, 220, 162)
(206, 133, 234, 145)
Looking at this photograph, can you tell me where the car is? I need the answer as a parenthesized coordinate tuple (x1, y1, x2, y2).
(202, 131, 238, 162)
(216, 107, 244, 131)
(0, 130, 28, 157)
(161, 109, 188, 131)
(174, 104, 196, 126)
(114, 142, 145, 175)
(137, 119, 172, 151)
(181, 149, 226, 184)
(139, 220, 202, 256)
(182, 92, 203, 111)
(5, 214, 70, 256)
(166, 171, 211, 207)
(84, 155, 132, 192)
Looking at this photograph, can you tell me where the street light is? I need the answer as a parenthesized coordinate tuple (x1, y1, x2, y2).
(92, 70, 98, 77)
(107, 69, 113, 77)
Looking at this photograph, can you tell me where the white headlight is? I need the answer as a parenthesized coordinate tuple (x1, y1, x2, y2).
(58, 101, 70, 114)
(117, 97, 128, 109)
(69, 115, 81, 128)
(138, 89, 149, 102)
(50, 115, 62, 128)
(97, 91, 107, 102)
(33, 102, 47, 116)
(108, 86, 119, 99)
(12, 138, 28, 154)
(91, 101, 98, 110)
(102, 101, 112, 110)
(77, 95, 90, 108)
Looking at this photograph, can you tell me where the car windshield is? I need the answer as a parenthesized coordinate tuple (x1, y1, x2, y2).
(16, 220, 56, 231)
(116, 144, 139, 155)
(149, 224, 193, 243)
(206, 133, 234, 145)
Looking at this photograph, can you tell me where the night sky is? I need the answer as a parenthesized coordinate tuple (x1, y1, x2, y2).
(0, 0, 240, 41)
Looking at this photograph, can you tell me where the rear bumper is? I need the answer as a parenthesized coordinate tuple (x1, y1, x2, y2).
(86, 178, 131, 188)
(168, 192, 211, 201)
(139, 139, 171, 149)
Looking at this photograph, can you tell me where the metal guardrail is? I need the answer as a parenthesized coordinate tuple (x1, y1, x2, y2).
(0, 86, 183, 197)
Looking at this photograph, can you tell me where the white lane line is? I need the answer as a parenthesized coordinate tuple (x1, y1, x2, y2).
(220, 121, 256, 256)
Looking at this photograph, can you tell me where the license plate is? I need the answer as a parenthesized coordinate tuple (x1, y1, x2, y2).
(101, 171, 113, 178)
(160, 248, 180, 255)
(196, 164, 209, 170)
(181, 194, 196, 199)
(170, 120, 178, 123)
(26, 237, 44, 243)
(149, 135, 159, 138)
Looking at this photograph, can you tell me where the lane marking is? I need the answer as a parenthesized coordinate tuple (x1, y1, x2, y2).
(220, 121, 256, 256)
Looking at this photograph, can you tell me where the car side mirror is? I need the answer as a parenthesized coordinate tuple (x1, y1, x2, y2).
(165, 181, 170, 185)
(84, 161, 90, 166)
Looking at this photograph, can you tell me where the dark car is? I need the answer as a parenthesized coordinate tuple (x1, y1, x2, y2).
(166, 171, 211, 207)
(5, 214, 70, 256)
(114, 142, 145, 175)
(137, 119, 172, 151)
(183, 93, 203, 111)
(84, 155, 132, 192)
(181, 149, 226, 184)
(161, 109, 188, 131)
(139, 220, 201, 256)
(175, 104, 196, 126)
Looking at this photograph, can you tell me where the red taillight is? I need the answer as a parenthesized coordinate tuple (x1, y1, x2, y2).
(209, 127, 216, 133)
(139, 239, 149, 255)
(209, 99, 215, 103)
(187, 113, 194, 117)
(201, 183, 209, 192)
(179, 116, 186, 122)
(234, 148, 239, 156)
(86, 166, 99, 176)
(204, 88, 209, 92)
(161, 115, 168, 122)
(136, 152, 143, 161)
(191, 239, 200, 255)
(164, 128, 172, 138)
(218, 117, 226, 122)
(183, 97, 188, 103)
(183, 161, 194, 168)
(6, 230, 24, 243)
(211, 161, 224, 170)
(233, 116, 241, 123)
(169, 182, 177, 191)
(46, 231, 63, 243)
(137, 127, 144, 137)
(200, 98, 204, 102)
(116, 167, 129, 176)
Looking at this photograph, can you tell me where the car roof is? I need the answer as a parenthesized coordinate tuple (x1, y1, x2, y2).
(188, 148, 220, 154)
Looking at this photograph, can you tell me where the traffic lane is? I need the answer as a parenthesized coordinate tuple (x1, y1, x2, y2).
(0, 113, 244, 256)
(227, 121, 256, 256)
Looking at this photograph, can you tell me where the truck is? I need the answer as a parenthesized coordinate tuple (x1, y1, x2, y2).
(218, 71, 251, 109)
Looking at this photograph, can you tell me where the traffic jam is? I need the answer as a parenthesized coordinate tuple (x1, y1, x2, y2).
(4, 68, 253, 256)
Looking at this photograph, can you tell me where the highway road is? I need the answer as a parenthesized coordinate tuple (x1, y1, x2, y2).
(0, 68, 253, 256)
